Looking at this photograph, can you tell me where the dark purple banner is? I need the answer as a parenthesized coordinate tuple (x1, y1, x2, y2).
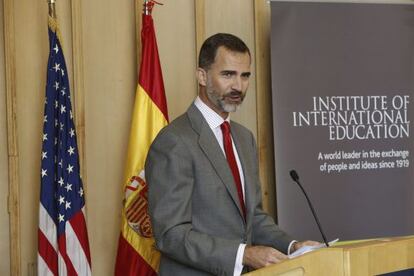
(271, 1, 414, 241)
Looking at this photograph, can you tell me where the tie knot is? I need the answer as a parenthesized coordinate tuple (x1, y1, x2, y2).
(221, 121, 231, 134)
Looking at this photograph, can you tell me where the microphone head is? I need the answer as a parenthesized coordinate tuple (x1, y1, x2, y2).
(289, 170, 299, 182)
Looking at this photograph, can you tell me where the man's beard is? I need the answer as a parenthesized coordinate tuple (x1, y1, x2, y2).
(206, 86, 245, 113)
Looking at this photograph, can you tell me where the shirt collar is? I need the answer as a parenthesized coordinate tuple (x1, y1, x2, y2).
(194, 96, 230, 130)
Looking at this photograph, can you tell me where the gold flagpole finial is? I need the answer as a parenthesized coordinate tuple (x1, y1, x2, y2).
(48, 0, 56, 19)
(143, 0, 163, 15)
(144, 0, 152, 15)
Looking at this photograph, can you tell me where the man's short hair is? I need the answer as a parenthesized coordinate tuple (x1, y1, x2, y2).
(198, 33, 250, 70)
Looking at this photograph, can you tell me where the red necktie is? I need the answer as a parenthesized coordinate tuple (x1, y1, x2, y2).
(221, 121, 246, 220)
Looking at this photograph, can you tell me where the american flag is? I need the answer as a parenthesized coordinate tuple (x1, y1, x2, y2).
(38, 19, 92, 276)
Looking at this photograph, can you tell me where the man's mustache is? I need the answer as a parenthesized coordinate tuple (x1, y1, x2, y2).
(223, 90, 243, 98)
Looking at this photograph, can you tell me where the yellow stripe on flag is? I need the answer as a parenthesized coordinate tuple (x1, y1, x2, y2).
(120, 211, 160, 271)
(123, 85, 168, 184)
(120, 85, 167, 271)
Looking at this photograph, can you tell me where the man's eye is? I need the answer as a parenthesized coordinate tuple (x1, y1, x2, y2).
(221, 71, 233, 77)
(241, 73, 251, 79)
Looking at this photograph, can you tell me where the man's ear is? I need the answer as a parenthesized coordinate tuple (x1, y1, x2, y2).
(196, 68, 207, 86)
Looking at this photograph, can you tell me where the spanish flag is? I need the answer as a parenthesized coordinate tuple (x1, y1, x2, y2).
(114, 4, 168, 275)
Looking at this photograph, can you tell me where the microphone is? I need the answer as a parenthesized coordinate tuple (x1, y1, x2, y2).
(289, 170, 329, 247)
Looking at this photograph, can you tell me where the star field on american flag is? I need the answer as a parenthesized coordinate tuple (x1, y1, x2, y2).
(38, 22, 91, 275)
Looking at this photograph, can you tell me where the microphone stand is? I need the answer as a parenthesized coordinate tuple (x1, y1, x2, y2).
(290, 170, 329, 247)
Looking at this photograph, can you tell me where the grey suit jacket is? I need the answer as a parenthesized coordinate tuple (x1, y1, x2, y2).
(145, 104, 293, 276)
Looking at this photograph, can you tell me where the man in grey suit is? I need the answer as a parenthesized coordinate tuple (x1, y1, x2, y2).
(145, 33, 319, 275)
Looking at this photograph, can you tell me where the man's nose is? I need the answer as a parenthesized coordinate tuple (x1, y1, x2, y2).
(231, 76, 242, 91)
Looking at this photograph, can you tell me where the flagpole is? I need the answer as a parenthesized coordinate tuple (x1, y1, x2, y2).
(48, 0, 56, 19)
(144, 0, 150, 15)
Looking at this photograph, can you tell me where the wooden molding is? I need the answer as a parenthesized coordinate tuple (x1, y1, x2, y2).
(194, 0, 205, 66)
(71, 0, 87, 196)
(3, 0, 21, 273)
(253, 0, 277, 219)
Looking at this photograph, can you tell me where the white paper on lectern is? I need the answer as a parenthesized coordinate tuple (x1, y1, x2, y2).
(288, 238, 339, 259)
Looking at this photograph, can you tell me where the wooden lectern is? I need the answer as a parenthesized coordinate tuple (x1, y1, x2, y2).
(245, 236, 414, 276)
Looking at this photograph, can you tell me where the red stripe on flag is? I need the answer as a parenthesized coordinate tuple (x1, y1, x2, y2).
(138, 14, 169, 121)
(126, 186, 138, 191)
(58, 234, 78, 275)
(130, 201, 146, 222)
(68, 211, 92, 265)
(114, 234, 157, 276)
(38, 229, 58, 275)
(126, 198, 142, 217)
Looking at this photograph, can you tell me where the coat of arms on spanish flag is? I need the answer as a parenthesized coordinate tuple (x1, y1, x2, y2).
(115, 1, 168, 275)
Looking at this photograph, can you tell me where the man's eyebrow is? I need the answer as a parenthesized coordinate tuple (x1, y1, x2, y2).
(220, 70, 237, 75)
(219, 70, 251, 77)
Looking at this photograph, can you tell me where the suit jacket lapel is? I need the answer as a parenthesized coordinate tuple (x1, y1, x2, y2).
(187, 105, 246, 221)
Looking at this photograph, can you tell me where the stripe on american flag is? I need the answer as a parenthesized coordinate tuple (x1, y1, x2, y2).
(38, 229, 58, 275)
(66, 218, 92, 275)
(38, 250, 56, 276)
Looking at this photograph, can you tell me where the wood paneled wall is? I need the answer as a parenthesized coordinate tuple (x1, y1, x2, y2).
(0, 0, 11, 275)
(0, 0, 275, 274)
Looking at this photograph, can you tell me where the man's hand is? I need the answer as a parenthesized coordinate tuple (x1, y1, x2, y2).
(291, 240, 321, 253)
(242, 245, 287, 269)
